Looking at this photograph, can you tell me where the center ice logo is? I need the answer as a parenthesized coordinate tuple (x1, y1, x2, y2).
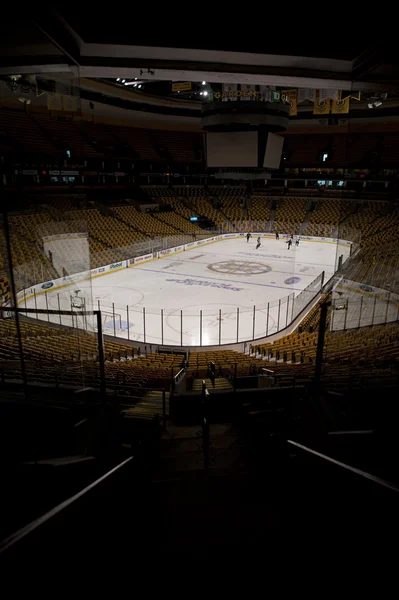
(166, 278, 243, 291)
(207, 260, 272, 275)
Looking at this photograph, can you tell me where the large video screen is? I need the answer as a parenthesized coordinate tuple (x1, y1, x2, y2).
(206, 131, 258, 167)
(263, 132, 284, 169)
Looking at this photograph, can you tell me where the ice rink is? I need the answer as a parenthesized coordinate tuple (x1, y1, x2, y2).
(24, 236, 349, 346)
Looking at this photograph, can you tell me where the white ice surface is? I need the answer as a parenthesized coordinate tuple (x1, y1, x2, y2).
(24, 237, 348, 346)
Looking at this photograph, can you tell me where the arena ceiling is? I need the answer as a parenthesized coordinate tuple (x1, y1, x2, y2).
(1, 7, 398, 92)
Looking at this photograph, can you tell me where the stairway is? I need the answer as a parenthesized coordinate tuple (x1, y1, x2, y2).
(73, 123, 99, 155)
(331, 209, 356, 238)
(151, 212, 182, 233)
(112, 212, 150, 238)
(150, 421, 281, 555)
(9, 224, 59, 283)
(122, 390, 169, 419)
(200, 197, 234, 232)
(31, 115, 64, 152)
(193, 377, 233, 391)
(217, 204, 236, 232)
(269, 208, 276, 230)
(148, 130, 172, 164)
(90, 232, 114, 251)
(299, 209, 313, 234)
(41, 204, 63, 222)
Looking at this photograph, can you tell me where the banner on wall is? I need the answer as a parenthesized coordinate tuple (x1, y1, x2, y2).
(46, 93, 62, 110)
(281, 89, 297, 116)
(62, 95, 78, 112)
(298, 88, 315, 103)
(331, 97, 350, 114)
(259, 86, 277, 102)
(172, 82, 192, 92)
(240, 84, 257, 101)
(320, 88, 339, 101)
(215, 87, 259, 100)
(222, 83, 237, 101)
(313, 91, 331, 115)
(271, 89, 281, 102)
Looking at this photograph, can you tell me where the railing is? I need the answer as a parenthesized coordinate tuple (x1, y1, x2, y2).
(172, 367, 185, 393)
(287, 440, 399, 493)
(15, 269, 327, 347)
(201, 380, 211, 473)
(329, 281, 399, 331)
(0, 306, 107, 401)
(0, 456, 134, 558)
(0, 306, 172, 420)
(261, 368, 275, 375)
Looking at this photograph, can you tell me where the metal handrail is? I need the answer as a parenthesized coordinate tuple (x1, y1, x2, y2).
(0, 456, 133, 555)
(173, 367, 185, 382)
(262, 368, 275, 376)
(201, 380, 210, 473)
(287, 440, 399, 493)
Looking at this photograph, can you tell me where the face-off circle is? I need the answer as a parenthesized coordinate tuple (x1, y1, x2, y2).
(207, 260, 272, 275)
(284, 276, 301, 285)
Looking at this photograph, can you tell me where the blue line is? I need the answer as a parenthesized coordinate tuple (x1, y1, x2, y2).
(132, 267, 305, 292)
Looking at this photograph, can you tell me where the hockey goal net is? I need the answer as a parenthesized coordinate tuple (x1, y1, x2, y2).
(102, 311, 123, 332)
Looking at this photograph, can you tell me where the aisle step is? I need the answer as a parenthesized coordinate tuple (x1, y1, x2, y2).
(193, 377, 233, 391)
(123, 390, 170, 418)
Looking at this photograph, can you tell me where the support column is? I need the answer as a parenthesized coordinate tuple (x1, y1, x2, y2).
(45, 291, 50, 322)
(358, 296, 363, 328)
(96, 311, 106, 404)
(371, 296, 377, 325)
(2, 210, 28, 398)
(277, 299, 281, 331)
(314, 299, 330, 387)
(34, 289, 38, 320)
